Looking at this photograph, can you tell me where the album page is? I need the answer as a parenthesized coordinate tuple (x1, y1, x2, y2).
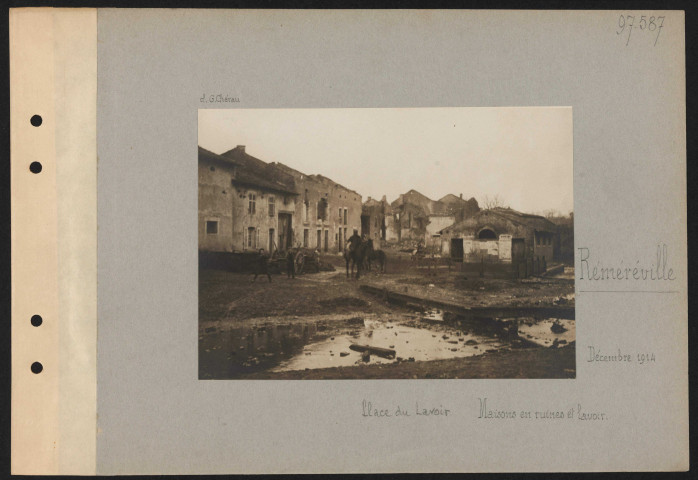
(10, 8, 687, 474)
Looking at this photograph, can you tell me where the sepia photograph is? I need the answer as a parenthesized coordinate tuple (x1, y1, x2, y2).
(198, 108, 574, 380)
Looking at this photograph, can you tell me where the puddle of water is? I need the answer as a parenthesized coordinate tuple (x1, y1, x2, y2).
(272, 318, 504, 372)
(199, 322, 332, 378)
(517, 318, 575, 347)
(200, 315, 573, 378)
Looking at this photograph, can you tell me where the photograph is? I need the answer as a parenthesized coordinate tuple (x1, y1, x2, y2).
(198, 107, 574, 379)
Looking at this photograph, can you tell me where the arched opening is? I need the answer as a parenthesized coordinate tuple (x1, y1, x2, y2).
(478, 228, 497, 240)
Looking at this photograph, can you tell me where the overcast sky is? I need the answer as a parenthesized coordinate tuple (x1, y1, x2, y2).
(199, 107, 573, 215)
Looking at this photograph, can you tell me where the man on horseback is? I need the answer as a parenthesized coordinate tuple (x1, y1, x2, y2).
(344, 228, 365, 279)
(347, 228, 362, 254)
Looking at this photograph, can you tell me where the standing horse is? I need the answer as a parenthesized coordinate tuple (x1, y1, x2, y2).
(366, 239, 387, 273)
(344, 239, 370, 279)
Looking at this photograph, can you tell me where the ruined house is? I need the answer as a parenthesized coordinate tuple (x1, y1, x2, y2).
(389, 190, 479, 245)
(439, 208, 557, 263)
(198, 146, 298, 255)
(389, 190, 440, 242)
(424, 213, 456, 251)
(361, 196, 391, 243)
(438, 193, 480, 221)
(270, 163, 362, 252)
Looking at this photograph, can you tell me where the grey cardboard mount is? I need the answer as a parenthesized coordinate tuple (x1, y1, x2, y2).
(95, 9, 687, 474)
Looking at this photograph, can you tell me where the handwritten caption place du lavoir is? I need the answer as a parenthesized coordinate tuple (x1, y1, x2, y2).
(362, 400, 451, 418)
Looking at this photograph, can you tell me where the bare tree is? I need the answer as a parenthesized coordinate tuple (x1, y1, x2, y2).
(543, 209, 561, 219)
(482, 194, 508, 209)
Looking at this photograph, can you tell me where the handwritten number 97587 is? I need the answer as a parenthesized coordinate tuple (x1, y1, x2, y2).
(617, 15, 664, 46)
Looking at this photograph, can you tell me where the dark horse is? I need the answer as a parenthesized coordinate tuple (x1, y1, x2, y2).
(344, 239, 370, 279)
(366, 239, 387, 273)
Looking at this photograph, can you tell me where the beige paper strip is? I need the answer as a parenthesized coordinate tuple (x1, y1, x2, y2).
(10, 8, 97, 475)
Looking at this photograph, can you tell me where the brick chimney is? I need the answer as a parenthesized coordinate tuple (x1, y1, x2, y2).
(367, 196, 372, 202)
(236, 145, 246, 153)
(460, 193, 463, 199)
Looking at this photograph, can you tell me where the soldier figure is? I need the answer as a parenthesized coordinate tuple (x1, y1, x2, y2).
(286, 249, 296, 279)
(347, 228, 362, 253)
(252, 248, 272, 283)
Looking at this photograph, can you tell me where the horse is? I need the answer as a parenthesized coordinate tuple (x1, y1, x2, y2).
(343, 238, 370, 279)
(365, 239, 387, 273)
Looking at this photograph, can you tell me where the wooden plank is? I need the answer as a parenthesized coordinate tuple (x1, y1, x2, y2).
(349, 343, 396, 358)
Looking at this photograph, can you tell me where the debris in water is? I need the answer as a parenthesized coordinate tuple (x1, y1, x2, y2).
(551, 321, 567, 333)
(465, 339, 478, 345)
(350, 343, 396, 358)
(361, 351, 371, 362)
(340, 352, 349, 357)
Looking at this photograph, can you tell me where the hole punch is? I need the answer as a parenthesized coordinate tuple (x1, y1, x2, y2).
(31, 362, 43, 374)
(30, 115, 42, 127)
(29, 162, 42, 174)
(31, 315, 42, 327)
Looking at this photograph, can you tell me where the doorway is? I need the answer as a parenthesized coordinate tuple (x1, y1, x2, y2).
(450, 238, 464, 262)
(277, 213, 293, 251)
(268, 228, 275, 252)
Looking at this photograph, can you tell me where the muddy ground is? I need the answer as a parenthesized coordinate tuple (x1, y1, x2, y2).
(199, 254, 575, 379)
(239, 344, 576, 380)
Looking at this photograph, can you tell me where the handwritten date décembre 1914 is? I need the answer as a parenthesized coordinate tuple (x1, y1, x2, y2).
(617, 14, 664, 46)
(587, 346, 656, 365)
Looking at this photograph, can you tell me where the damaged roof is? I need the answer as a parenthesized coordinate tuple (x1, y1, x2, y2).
(219, 146, 298, 195)
(198, 146, 240, 167)
(391, 189, 449, 215)
(440, 207, 556, 234)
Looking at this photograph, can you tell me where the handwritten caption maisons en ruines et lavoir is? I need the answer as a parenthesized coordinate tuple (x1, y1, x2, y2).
(477, 398, 607, 421)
